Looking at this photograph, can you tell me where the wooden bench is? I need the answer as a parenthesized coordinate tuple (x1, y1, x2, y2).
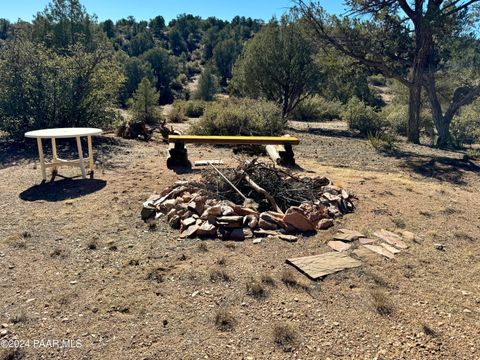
(167, 135, 300, 168)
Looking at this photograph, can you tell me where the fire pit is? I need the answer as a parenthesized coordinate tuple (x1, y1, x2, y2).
(141, 160, 356, 240)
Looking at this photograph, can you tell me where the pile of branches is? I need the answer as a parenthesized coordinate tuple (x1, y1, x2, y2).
(141, 160, 356, 240)
(202, 160, 340, 212)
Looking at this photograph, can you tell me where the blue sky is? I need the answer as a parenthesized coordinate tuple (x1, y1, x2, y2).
(2, 0, 345, 23)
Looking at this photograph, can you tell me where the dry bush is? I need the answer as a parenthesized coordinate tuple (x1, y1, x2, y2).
(210, 268, 231, 283)
(216, 257, 227, 266)
(0, 349, 24, 360)
(146, 268, 165, 283)
(281, 269, 309, 290)
(9, 312, 27, 324)
(167, 107, 185, 123)
(87, 239, 97, 250)
(224, 243, 236, 250)
(246, 277, 267, 299)
(190, 98, 285, 136)
(197, 242, 208, 252)
(50, 247, 68, 258)
(371, 289, 394, 316)
(273, 323, 298, 352)
(422, 323, 438, 337)
(261, 274, 276, 287)
(215, 308, 236, 332)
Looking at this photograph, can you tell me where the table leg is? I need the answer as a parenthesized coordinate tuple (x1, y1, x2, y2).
(37, 138, 47, 181)
(87, 135, 94, 173)
(51, 137, 58, 173)
(76, 136, 87, 179)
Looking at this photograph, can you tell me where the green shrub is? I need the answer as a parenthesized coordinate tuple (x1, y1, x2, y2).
(173, 100, 206, 118)
(369, 74, 386, 86)
(342, 97, 386, 136)
(177, 73, 188, 85)
(450, 108, 480, 146)
(167, 107, 185, 123)
(190, 98, 285, 136)
(368, 131, 396, 151)
(383, 105, 408, 136)
(0, 38, 123, 139)
(290, 96, 342, 121)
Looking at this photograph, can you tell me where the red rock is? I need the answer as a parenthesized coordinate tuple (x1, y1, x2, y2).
(188, 195, 206, 215)
(317, 218, 334, 230)
(180, 224, 199, 238)
(181, 217, 196, 227)
(373, 229, 408, 249)
(253, 229, 279, 237)
(221, 205, 235, 216)
(279, 234, 298, 242)
(161, 199, 177, 211)
(258, 218, 278, 230)
(232, 205, 259, 217)
(283, 207, 315, 232)
(168, 215, 181, 229)
(327, 240, 351, 252)
(359, 238, 376, 245)
(299, 203, 324, 224)
(166, 208, 177, 221)
(196, 221, 217, 236)
(244, 215, 258, 229)
(260, 212, 286, 227)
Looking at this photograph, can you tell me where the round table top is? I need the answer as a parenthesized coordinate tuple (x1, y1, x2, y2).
(25, 127, 103, 139)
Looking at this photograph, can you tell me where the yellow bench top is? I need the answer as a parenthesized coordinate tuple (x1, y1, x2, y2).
(168, 135, 299, 145)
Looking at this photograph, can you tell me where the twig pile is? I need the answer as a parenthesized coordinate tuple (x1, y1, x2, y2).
(142, 160, 356, 240)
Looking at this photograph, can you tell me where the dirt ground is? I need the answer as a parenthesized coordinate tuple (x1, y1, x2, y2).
(1, 120, 479, 360)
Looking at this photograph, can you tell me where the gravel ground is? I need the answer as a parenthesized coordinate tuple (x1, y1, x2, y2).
(0, 120, 479, 360)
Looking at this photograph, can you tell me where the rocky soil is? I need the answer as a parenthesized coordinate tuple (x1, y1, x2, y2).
(0, 120, 479, 359)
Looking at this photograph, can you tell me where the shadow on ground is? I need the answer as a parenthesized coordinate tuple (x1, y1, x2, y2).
(19, 178, 107, 202)
(292, 126, 363, 139)
(0, 136, 128, 169)
(381, 148, 480, 185)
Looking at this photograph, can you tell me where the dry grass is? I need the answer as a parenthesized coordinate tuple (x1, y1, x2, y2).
(216, 257, 227, 266)
(0, 349, 24, 360)
(261, 274, 276, 287)
(370, 289, 394, 316)
(146, 268, 165, 283)
(422, 323, 439, 337)
(210, 268, 231, 283)
(9, 312, 27, 324)
(214, 308, 236, 332)
(281, 269, 309, 290)
(273, 323, 298, 352)
(197, 242, 208, 252)
(87, 239, 97, 250)
(246, 277, 267, 299)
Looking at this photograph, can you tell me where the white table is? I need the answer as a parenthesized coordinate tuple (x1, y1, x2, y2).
(25, 128, 103, 180)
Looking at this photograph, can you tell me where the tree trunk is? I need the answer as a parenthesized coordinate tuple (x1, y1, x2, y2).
(424, 73, 450, 147)
(407, 81, 421, 144)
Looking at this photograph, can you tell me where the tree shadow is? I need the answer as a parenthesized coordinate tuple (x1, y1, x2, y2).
(0, 136, 129, 170)
(292, 127, 363, 139)
(381, 148, 479, 185)
(19, 178, 107, 202)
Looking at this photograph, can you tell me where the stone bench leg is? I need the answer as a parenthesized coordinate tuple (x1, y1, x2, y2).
(166, 142, 191, 168)
(266, 143, 296, 166)
(279, 143, 295, 165)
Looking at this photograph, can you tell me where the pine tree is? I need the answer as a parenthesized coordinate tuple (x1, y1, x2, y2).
(194, 67, 218, 101)
(130, 77, 160, 124)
